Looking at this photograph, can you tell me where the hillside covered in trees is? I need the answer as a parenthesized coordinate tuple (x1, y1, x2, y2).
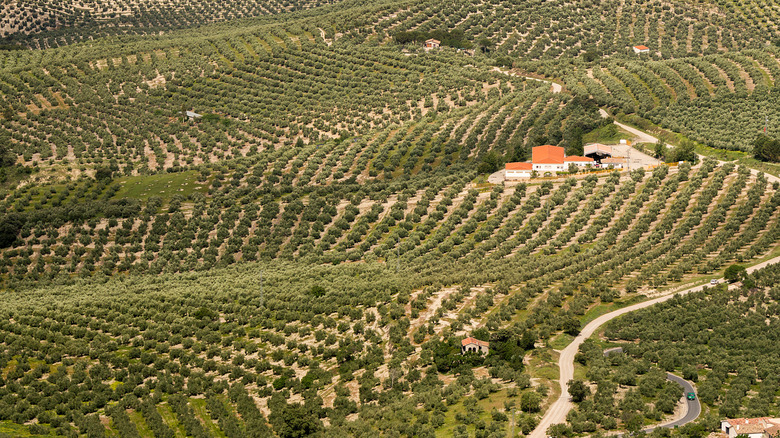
(2, 0, 780, 436)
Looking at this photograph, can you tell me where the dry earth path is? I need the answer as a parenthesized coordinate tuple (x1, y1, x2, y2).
(611, 120, 780, 184)
(491, 67, 562, 93)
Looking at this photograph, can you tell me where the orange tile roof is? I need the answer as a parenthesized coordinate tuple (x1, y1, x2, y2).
(461, 337, 489, 347)
(532, 145, 565, 164)
(634, 45, 649, 50)
(565, 155, 594, 162)
(726, 418, 770, 425)
(732, 424, 769, 434)
(724, 418, 780, 435)
(506, 162, 533, 170)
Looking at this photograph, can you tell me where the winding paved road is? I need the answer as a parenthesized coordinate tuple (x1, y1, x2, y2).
(660, 373, 701, 430)
(610, 373, 700, 437)
(611, 373, 700, 437)
(529, 258, 780, 438)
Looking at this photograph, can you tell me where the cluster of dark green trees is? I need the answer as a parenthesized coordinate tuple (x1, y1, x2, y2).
(393, 29, 471, 48)
(604, 262, 780, 422)
(564, 342, 685, 435)
(753, 134, 780, 162)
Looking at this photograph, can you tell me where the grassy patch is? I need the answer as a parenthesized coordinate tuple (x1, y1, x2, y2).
(633, 142, 659, 158)
(112, 170, 208, 202)
(128, 410, 155, 438)
(527, 348, 559, 381)
(583, 124, 633, 144)
(157, 403, 187, 437)
(549, 333, 574, 350)
(580, 295, 645, 326)
(436, 388, 517, 438)
(472, 174, 490, 185)
(0, 421, 54, 437)
(191, 398, 226, 438)
(735, 156, 780, 178)
(573, 362, 587, 381)
(692, 141, 780, 178)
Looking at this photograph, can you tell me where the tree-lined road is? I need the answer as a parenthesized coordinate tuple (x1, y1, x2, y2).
(529, 257, 780, 438)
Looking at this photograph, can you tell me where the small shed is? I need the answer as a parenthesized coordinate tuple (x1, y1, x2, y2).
(424, 39, 441, 49)
(185, 111, 202, 121)
(461, 337, 489, 355)
(632, 45, 650, 54)
(602, 157, 627, 169)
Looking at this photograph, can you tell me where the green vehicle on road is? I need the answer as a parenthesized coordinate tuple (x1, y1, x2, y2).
(687, 392, 696, 401)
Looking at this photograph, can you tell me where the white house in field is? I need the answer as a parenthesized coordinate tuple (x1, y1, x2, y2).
(184, 110, 202, 121)
(633, 45, 650, 54)
(721, 418, 780, 438)
(504, 145, 595, 179)
(461, 337, 489, 355)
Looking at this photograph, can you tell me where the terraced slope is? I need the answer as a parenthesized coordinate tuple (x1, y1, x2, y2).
(3, 158, 779, 301)
(1, 159, 779, 436)
(2, 26, 587, 177)
(0, 0, 348, 47)
(5, 0, 780, 57)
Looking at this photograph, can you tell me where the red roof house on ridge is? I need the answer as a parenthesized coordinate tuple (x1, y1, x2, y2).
(505, 145, 597, 179)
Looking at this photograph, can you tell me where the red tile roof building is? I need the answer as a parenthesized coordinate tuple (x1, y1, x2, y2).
(505, 162, 533, 179)
(504, 145, 599, 179)
(564, 155, 595, 168)
(721, 418, 780, 438)
(425, 39, 441, 49)
(461, 337, 489, 354)
(531, 145, 566, 174)
(505, 162, 533, 170)
(532, 145, 565, 164)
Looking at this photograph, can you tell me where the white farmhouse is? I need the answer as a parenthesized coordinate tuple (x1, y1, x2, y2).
(532, 144, 566, 174)
(461, 337, 489, 355)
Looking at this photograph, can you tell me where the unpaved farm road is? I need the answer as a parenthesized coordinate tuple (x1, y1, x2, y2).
(491, 67, 562, 93)
(612, 120, 780, 184)
(529, 258, 780, 438)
